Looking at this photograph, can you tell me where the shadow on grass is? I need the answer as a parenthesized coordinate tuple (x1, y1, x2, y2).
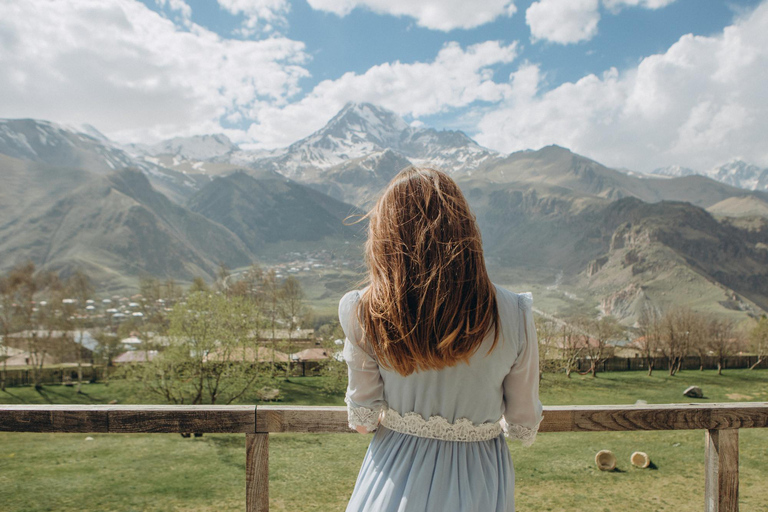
(1, 388, 26, 403)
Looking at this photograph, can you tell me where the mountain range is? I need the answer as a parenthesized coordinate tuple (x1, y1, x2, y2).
(651, 160, 768, 193)
(1, 104, 767, 323)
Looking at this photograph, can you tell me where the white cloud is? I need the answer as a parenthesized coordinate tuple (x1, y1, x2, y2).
(476, 2, 768, 172)
(603, 0, 676, 12)
(527, 0, 677, 45)
(306, 0, 517, 31)
(216, 0, 290, 35)
(243, 41, 518, 148)
(155, 0, 192, 19)
(526, 0, 600, 44)
(0, 0, 309, 143)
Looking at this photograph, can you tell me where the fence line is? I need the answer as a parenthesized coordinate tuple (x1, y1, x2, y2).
(2, 403, 767, 511)
(572, 355, 768, 373)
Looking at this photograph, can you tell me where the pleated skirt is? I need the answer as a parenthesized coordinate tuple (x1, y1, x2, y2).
(346, 426, 515, 512)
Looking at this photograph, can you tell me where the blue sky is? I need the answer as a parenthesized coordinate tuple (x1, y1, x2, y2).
(2, 0, 767, 172)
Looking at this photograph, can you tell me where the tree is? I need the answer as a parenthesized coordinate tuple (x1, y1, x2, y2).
(0, 272, 20, 391)
(534, 315, 559, 380)
(164, 277, 181, 305)
(571, 315, 622, 378)
(9, 262, 58, 389)
(277, 276, 309, 380)
(660, 307, 696, 376)
(257, 269, 282, 373)
(215, 262, 231, 294)
(687, 311, 710, 371)
(63, 269, 93, 393)
(636, 305, 663, 376)
(708, 318, 738, 375)
(134, 292, 273, 405)
(92, 328, 122, 385)
(748, 315, 768, 370)
(558, 323, 583, 378)
(188, 276, 209, 294)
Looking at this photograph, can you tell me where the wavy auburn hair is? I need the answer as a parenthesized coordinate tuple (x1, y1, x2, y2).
(350, 166, 499, 376)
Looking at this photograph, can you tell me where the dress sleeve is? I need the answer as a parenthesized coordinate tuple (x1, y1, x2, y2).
(339, 290, 387, 431)
(501, 292, 544, 447)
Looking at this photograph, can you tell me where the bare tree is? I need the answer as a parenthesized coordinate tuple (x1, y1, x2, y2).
(660, 307, 696, 376)
(0, 272, 19, 391)
(636, 305, 663, 376)
(534, 315, 559, 380)
(257, 269, 282, 372)
(63, 269, 93, 393)
(558, 323, 583, 378)
(749, 315, 768, 370)
(9, 262, 58, 389)
(571, 315, 622, 378)
(277, 276, 308, 379)
(708, 318, 739, 375)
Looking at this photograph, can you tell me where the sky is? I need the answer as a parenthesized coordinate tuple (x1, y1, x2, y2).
(1, 0, 767, 173)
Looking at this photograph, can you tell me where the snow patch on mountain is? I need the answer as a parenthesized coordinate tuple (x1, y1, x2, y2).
(649, 161, 768, 191)
(141, 134, 238, 161)
(236, 102, 499, 179)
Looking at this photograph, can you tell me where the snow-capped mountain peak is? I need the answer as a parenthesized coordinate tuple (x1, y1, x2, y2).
(649, 165, 697, 178)
(283, 102, 409, 164)
(707, 159, 766, 190)
(146, 133, 238, 161)
(244, 102, 499, 178)
(648, 161, 768, 191)
(0, 118, 136, 172)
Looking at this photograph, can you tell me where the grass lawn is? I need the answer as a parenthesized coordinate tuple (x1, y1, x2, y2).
(1, 370, 767, 511)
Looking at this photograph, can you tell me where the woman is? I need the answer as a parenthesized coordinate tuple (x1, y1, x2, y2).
(340, 166, 543, 512)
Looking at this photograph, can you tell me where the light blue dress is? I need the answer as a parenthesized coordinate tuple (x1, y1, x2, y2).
(340, 283, 543, 512)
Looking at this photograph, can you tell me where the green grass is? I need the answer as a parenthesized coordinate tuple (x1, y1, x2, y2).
(1, 370, 767, 511)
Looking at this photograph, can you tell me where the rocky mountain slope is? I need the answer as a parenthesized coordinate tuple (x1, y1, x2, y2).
(0, 168, 253, 291)
(186, 170, 365, 255)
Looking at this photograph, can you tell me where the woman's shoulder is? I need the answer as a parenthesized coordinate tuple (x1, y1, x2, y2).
(492, 282, 533, 313)
(338, 285, 369, 313)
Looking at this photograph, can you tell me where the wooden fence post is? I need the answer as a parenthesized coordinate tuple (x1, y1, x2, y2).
(705, 429, 739, 512)
(246, 433, 269, 512)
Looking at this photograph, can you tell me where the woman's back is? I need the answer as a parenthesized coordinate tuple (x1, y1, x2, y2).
(341, 166, 542, 512)
(341, 282, 543, 512)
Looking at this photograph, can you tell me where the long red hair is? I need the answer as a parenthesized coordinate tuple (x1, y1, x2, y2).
(349, 166, 499, 376)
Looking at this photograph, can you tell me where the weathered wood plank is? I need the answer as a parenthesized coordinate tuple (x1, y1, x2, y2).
(246, 433, 269, 512)
(257, 403, 768, 434)
(109, 406, 256, 433)
(257, 406, 351, 433)
(0, 406, 109, 433)
(2, 403, 766, 434)
(0, 405, 256, 433)
(705, 429, 739, 512)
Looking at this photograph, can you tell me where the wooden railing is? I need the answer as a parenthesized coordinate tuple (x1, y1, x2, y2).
(2, 403, 768, 512)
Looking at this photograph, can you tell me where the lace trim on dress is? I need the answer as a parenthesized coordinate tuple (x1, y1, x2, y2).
(503, 422, 539, 447)
(379, 408, 503, 442)
(345, 397, 385, 431)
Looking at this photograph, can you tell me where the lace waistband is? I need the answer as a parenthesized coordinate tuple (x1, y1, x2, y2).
(379, 408, 503, 442)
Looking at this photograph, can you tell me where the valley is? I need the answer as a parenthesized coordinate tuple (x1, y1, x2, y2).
(2, 103, 767, 326)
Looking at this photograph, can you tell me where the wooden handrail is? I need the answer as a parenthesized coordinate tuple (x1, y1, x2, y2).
(2, 402, 767, 512)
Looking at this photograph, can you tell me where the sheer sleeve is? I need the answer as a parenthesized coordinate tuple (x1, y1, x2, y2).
(501, 292, 544, 447)
(339, 290, 387, 431)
